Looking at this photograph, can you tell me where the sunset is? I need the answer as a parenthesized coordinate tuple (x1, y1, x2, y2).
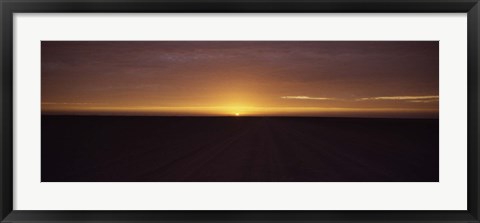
(42, 41, 439, 182)
(41, 41, 438, 118)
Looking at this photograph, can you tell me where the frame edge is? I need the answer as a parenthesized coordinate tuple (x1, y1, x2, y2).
(1, 0, 480, 222)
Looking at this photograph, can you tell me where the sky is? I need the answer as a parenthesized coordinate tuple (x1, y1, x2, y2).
(41, 41, 439, 118)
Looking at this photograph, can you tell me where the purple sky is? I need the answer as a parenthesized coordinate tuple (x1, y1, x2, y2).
(41, 41, 439, 118)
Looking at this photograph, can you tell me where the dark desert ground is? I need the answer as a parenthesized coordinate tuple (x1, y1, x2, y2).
(41, 115, 439, 182)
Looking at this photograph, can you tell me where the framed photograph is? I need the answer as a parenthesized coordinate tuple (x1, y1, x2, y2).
(1, 0, 479, 222)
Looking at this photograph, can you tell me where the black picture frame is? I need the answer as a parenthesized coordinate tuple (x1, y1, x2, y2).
(1, 0, 479, 222)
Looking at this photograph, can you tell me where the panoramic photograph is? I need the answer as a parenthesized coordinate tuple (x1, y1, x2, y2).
(41, 41, 439, 182)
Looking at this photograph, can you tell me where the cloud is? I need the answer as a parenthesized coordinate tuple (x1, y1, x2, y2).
(281, 96, 335, 100)
(357, 95, 439, 103)
(42, 102, 97, 105)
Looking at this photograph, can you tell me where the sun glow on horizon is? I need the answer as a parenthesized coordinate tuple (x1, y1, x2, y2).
(41, 104, 439, 118)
